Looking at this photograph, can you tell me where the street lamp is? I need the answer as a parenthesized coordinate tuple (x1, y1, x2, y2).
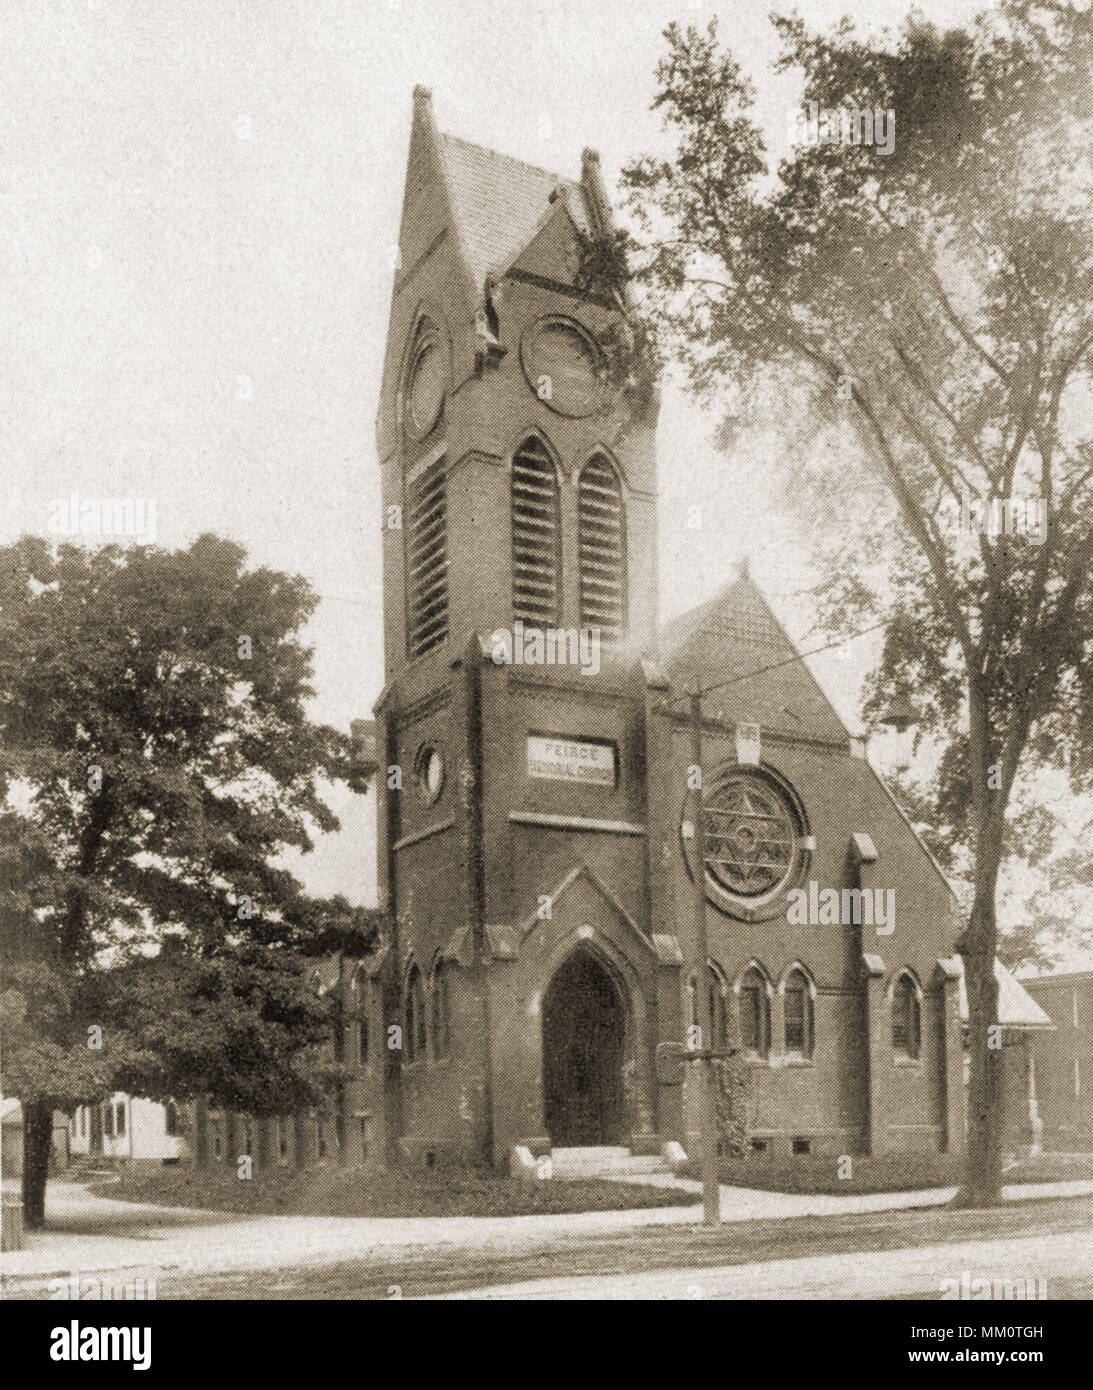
(878, 692, 916, 733)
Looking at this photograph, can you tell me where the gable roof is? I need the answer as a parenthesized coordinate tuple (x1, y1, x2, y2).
(437, 132, 594, 290)
(659, 570, 851, 745)
(659, 573, 963, 898)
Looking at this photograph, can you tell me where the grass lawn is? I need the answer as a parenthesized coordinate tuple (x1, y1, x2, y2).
(89, 1160, 697, 1218)
(679, 1149, 1093, 1195)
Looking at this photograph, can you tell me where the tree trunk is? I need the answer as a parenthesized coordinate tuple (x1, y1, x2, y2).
(89, 1100, 103, 1155)
(953, 871, 1004, 1207)
(22, 1100, 53, 1229)
(193, 1095, 208, 1166)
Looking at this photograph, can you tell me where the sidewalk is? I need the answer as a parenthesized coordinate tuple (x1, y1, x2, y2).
(4, 1176, 1093, 1287)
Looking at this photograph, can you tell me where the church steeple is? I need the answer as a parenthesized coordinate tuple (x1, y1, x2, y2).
(376, 91, 659, 688)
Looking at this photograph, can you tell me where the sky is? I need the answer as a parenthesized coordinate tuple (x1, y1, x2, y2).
(3, 0, 993, 906)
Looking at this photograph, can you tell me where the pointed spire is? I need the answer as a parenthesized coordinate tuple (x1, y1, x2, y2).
(411, 85, 440, 146)
(580, 147, 608, 234)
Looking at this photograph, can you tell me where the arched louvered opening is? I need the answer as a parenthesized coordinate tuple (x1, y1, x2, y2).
(511, 437, 561, 629)
(578, 455, 626, 644)
(406, 458, 448, 660)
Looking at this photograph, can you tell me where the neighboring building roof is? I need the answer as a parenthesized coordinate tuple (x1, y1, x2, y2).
(1021, 969, 1093, 990)
(954, 958, 1055, 1030)
(437, 132, 593, 290)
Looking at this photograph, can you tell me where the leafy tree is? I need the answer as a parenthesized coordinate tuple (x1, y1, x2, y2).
(889, 765, 1093, 970)
(0, 533, 376, 1224)
(618, 4, 1093, 1203)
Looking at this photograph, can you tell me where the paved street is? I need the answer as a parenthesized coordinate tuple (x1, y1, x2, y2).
(437, 1227, 1093, 1300)
(4, 1178, 1091, 1301)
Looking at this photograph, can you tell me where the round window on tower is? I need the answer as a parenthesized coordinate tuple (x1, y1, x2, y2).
(405, 331, 448, 441)
(681, 766, 810, 922)
(520, 316, 607, 418)
(414, 742, 445, 805)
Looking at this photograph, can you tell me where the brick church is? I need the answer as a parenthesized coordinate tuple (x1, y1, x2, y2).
(194, 89, 1051, 1173)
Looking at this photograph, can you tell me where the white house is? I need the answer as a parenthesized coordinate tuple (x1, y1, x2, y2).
(70, 1094, 190, 1163)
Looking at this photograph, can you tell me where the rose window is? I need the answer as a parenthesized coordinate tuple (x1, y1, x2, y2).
(702, 774, 796, 897)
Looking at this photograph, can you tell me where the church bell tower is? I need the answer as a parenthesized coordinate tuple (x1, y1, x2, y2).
(373, 88, 662, 1166)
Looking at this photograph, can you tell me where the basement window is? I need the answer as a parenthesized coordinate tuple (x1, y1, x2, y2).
(792, 1138, 811, 1156)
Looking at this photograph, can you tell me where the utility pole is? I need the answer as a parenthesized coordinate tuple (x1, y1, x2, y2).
(690, 681, 721, 1226)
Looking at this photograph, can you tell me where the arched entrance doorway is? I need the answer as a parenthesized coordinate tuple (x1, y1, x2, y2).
(542, 947, 626, 1145)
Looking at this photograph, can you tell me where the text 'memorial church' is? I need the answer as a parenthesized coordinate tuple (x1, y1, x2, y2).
(193, 89, 1049, 1173)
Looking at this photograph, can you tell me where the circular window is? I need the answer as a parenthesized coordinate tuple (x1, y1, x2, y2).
(682, 767, 809, 921)
(414, 743, 445, 804)
(520, 317, 606, 418)
(406, 336, 447, 439)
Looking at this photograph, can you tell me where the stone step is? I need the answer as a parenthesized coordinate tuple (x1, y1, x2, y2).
(549, 1146, 671, 1179)
(551, 1146, 630, 1162)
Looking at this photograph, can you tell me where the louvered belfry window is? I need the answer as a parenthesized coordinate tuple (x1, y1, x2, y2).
(407, 458, 448, 660)
(578, 455, 626, 643)
(511, 437, 560, 628)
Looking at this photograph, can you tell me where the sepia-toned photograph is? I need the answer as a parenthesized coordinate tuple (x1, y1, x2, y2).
(2, 0, 1092, 1352)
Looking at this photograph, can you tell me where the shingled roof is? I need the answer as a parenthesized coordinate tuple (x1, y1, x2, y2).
(659, 569, 852, 745)
(437, 131, 594, 289)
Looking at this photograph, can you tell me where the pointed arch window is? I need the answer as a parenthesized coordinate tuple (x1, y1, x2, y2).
(783, 968, 815, 1057)
(405, 964, 426, 1063)
(331, 991, 345, 1062)
(892, 973, 921, 1059)
(512, 437, 561, 628)
(739, 966, 771, 1057)
(690, 964, 729, 1051)
(431, 960, 452, 1061)
(358, 1010, 369, 1069)
(352, 968, 369, 1070)
(407, 458, 448, 660)
(578, 455, 626, 644)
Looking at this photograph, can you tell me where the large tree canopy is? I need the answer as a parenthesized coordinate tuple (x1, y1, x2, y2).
(616, 2, 1093, 1203)
(0, 533, 378, 1223)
